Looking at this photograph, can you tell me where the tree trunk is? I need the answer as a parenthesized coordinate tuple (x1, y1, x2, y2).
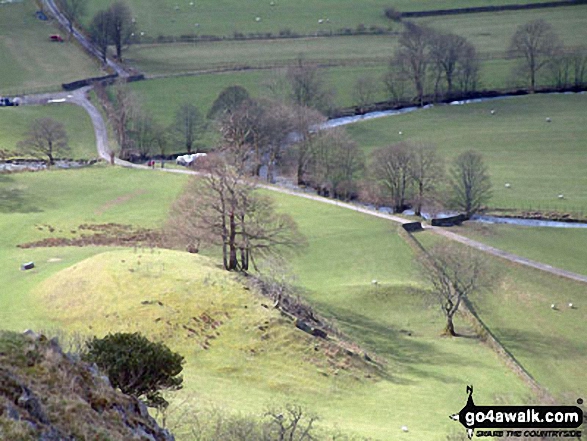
(444, 316, 457, 337)
(228, 213, 238, 270)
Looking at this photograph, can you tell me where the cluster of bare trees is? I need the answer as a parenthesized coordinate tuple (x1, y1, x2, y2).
(209, 84, 364, 198)
(89, 1, 134, 62)
(167, 157, 305, 272)
(384, 23, 479, 105)
(509, 19, 587, 91)
(368, 143, 492, 218)
(105, 85, 205, 161)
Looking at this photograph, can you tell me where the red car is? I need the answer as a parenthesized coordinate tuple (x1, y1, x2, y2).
(49, 34, 64, 42)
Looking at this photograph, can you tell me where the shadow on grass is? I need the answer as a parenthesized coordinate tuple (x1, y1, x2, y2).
(0, 175, 43, 214)
(492, 327, 587, 360)
(319, 301, 488, 386)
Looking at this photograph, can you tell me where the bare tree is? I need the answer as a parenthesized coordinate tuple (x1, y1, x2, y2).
(289, 105, 327, 186)
(570, 48, 587, 88)
(409, 143, 444, 217)
(218, 100, 258, 174)
(429, 31, 479, 98)
(172, 103, 204, 154)
(395, 22, 433, 106)
(264, 404, 319, 441)
(128, 110, 156, 158)
(418, 242, 493, 336)
(382, 62, 409, 105)
(307, 129, 365, 200)
(89, 9, 111, 63)
(509, 19, 561, 92)
(353, 75, 379, 110)
(449, 150, 492, 218)
(167, 158, 305, 272)
(286, 56, 334, 114)
(370, 142, 414, 212)
(110, 85, 140, 159)
(107, 1, 134, 61)
(56, 0, 87, 35)
(17, 118, 70, 166)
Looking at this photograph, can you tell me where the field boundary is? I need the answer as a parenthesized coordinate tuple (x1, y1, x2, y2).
(399, 228, 553, 400)
(400, 0, 587, 18)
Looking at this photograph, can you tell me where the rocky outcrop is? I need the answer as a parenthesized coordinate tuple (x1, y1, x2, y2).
(0, 330, 174, 441)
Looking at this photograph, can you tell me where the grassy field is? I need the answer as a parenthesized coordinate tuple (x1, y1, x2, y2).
(82, 0, 567, 38)
(455, 222, 587, 276)
(0, 166, 187, 331)
(0, 167, 531, 439)
(0, 0, 102, 95)
(347, 93, 587, 212)
(0, 104, 97, 159)
(415, 231, 587, 400)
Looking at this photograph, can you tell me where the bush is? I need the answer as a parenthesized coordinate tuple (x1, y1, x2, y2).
(83, 332, 184, 409)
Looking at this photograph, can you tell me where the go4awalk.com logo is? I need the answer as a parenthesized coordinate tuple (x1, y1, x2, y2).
(450, 386, 584, 439)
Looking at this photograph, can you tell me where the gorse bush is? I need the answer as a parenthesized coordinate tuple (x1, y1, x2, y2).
(83, 332, 184, 409)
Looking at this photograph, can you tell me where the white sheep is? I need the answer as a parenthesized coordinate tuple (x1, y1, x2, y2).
(551, 303, 557, 310)
(398, 131, 403, 135)
(558, 194, 564, 199)
(505, 183, 511, 188)
(401, 426, 409, 432)
(569, 302, 574, 308)
(546, 117, 551, 122)
(490, 109, 495, 115)
(255, 16, 261, 22)
(371, 279, 378, 286)
(318, 19, 324, 24)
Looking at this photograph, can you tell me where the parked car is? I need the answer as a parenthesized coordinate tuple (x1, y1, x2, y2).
(49, 34, 64, 42)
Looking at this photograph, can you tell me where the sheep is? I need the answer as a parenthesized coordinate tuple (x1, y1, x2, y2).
(398, 131, 403, 135)
(490, 109, 495, 115)
(371, 279, 378, 286)
(558, 194, 564, 199)
(255, 16, 261, 22)
(401, 426, 409, 432)
(318, 19, 324, 24)
(546, 117, 551, 123)
(551, 303, 557, 310)
(505, 183, 511, 188)
(569, 302, 574, 309)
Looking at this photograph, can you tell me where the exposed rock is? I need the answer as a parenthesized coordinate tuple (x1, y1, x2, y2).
(0, 331, 175, 441)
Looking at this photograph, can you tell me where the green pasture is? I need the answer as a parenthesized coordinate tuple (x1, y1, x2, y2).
(0, 166, 187, 330)
(82, 0, 564, 38)
(124, 36, 395, 76)
(347, 93, 587, 212)
(455, 222, 587, 276)
(0, 104, 97, 159)
(0, 166, 531, 439)
(0, 0, 102, 95)
(415, 231, 587, 400)
(129, 65, 388, 123)
(414, 5, 587, 55)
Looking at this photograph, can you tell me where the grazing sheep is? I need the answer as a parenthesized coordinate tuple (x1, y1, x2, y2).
(255, 16, 261, 22)
(546, 117, 551, 122)
(569, 302, 574, 309)
(558, 194, 564, 199)
(401, 426, 409, 432)
(490, 109, 495, 115)
(318, 19, 324, 24)
(398, 131, 403, 135)
(371, 279, 378, 286)
(505, 183, 511, 188)
(551, 303, 557, 310)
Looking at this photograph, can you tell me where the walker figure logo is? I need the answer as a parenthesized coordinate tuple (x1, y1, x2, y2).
(450, 386, 583, 439)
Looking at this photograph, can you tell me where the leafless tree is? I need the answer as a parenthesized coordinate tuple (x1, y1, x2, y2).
(395, 22, 433, 106)
(509, 19, 561, 92)
(307, 129, 365, 200)
(370, 142, 414, 212)
(107, 1, 134, 61)
(172, 103, 204, 154)
(167, 158, 305, 272)
(56, 0, 87, 35)
(264, 404, 319, 441)
(429, 31, 479, 98)
(129, 110, 156, 158)
(449, 150, 492, 218)
(289, 105, 327, 185)
(382, 62, 409, 105)
(286, 56, 334, 114)
(89, 9, 111, 63)
(353, 75, 379, 110)
(17, 118, 70, 165)
(409, 143, 444, 217)
(111, 85, 140, 159)
(418, 242, 493, 336)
